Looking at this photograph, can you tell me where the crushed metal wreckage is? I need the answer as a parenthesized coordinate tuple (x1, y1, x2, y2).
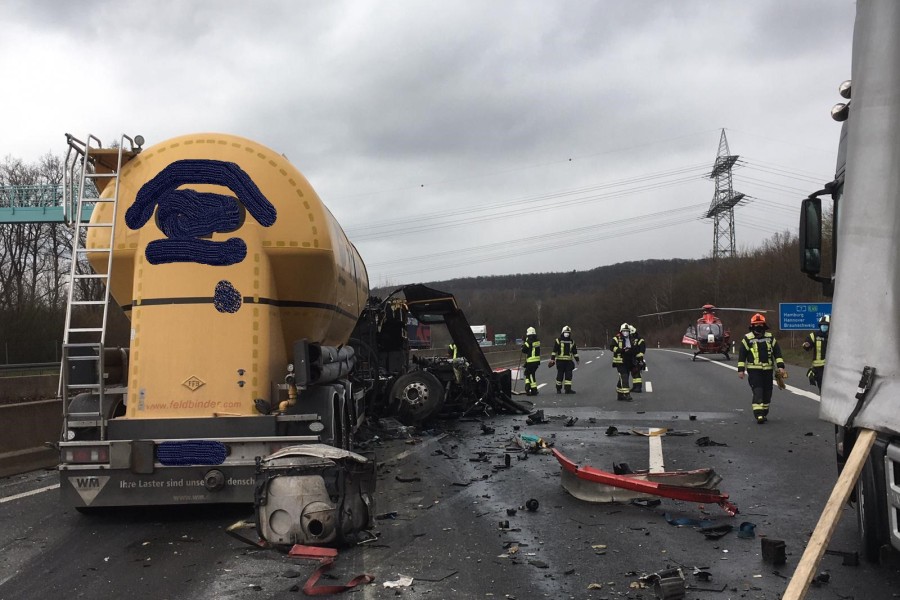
(551, 448, 738, 516)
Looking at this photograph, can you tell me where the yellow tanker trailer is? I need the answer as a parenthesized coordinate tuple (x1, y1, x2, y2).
(59, 133, 374, 545)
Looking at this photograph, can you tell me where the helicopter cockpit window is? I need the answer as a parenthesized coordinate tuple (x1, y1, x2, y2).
(698, 323, 723, 340)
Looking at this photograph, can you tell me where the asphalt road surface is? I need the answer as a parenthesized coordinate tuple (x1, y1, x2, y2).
(2, 348, 900, 599)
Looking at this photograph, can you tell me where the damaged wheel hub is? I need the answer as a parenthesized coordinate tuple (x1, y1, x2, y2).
(400, 382, 429, 407)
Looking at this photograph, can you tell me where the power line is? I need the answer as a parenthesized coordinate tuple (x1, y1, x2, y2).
(332, 129, 721, 200)
(374, 206, 707, 280)
(346, 163, 709, 239)
(349, 171, 706, 242)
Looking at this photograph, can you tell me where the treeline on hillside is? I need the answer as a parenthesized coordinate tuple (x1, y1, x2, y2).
(0, 155, 130, 364)
(377, 231, 828, 351)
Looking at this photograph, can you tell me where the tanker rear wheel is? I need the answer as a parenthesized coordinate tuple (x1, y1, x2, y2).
(391, 371, 444, 425)
(857, 453, 888, 562)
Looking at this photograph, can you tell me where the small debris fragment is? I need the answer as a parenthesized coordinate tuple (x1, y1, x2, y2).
(761, 538, 787, 565)
(395, 475, 421, 483)
(525, 498, 539, 512)
(613, 462, 634, 475)
(632, 498, 662, 508)
(737, 522, 756, 539)
(383, 576, 414, 588)
(525, 410, 548, 425)
(696, 436, 727, 447)
(699, 524, 733, 540)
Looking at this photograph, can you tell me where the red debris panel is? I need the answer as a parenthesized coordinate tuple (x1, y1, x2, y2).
(551, 448, 738, 516)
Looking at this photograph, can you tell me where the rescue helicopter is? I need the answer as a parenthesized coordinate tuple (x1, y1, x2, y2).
(638, 304, 767, 361)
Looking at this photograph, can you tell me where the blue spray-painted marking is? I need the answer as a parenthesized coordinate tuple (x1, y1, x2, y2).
(126, 159, 279, 312)
(157, 440, 227, 466)
(126, 159, 276, 267)
(214, 280, 242, 313)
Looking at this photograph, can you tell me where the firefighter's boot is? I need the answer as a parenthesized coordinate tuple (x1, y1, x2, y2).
(631, 384, 642, 393)
(564, 385, 575, 394)
(556, 385, 562, 394)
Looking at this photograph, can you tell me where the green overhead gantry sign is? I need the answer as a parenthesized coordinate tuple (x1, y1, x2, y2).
(0, 184, 92, 223)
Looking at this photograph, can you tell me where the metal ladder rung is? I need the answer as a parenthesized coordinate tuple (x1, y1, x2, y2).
(71, 300, 107, 306)
(72, 274, 109, 279)
(68, 327, 104, 333)
(67, 355, 100, 362)
(68, 412, 103, 419)
(78, 222, 113, 228)
(77, 197, 115, 203)
(68, 384, 102, 391)
(85, 173, 117, 179)
(76, 248, 112, 253)
(64, 342, 103, 349)
(68, 419, 104, 428)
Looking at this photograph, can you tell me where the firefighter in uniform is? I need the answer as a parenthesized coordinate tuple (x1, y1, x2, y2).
(737, 313, 786, 424)
(448, 343, 458, 359)
(802, 314, 829, 390)
(549, 325, 580, 394)
(521, 326, 541, 396)
(610, 323, 645, 401)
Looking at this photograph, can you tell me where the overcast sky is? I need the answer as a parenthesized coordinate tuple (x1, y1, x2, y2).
(1, 1, 854, 287)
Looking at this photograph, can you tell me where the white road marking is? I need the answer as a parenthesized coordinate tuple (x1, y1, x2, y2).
(0, 483, 59, 504)
(586, 360, 593, 365)
(380, 433, 449, 466)
(655, 349, 821, 401)
(649, 435, 665, 473)
(537, 383, 548, 389)
(645, 381, 653, 393)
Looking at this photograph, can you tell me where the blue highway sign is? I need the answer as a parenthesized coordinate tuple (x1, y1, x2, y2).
(779, 302, 832, 330)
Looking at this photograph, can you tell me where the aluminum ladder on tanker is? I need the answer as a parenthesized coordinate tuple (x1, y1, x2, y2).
(59, 134, 141, 440)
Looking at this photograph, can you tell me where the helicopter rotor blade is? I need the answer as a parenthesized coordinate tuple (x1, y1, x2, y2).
(637, 308, 704, 318)
(638, 306, 769, 318)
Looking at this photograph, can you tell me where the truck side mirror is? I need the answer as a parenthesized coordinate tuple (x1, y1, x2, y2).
(799, 197, 822, 275)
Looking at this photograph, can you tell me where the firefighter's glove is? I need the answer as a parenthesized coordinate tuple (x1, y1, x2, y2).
(638, 359, 646, 371)
(575, 356, 580, 363)
(807, 368, 816, 386)
(548, 359, 555, 368)
(775, 368, 787, 390)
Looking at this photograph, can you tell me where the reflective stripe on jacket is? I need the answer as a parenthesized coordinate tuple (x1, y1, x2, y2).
(522, 337, 541, 363)
(737, 332, 785, 371)
(552, 338, 578, 361)
(807, 332, 827, 367)
(610, 334, 645, 365)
